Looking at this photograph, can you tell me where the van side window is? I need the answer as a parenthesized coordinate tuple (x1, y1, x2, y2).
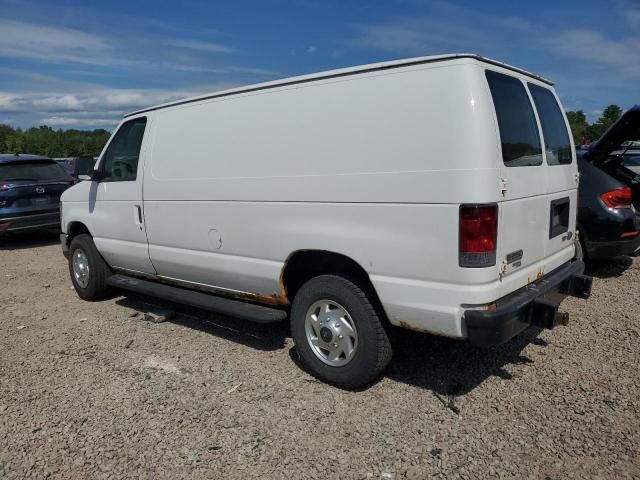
(486, 71, 542, 167)
(101, 118, 147, 181)
(528, 84, 572, 165)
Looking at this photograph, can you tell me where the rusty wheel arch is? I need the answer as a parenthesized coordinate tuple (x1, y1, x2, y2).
(279, 249, 388, 321)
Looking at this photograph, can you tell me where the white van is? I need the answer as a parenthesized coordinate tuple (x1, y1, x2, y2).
(60, 54, 592, 388)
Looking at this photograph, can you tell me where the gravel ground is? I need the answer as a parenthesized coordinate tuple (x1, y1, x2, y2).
(1, 230, 639, 479)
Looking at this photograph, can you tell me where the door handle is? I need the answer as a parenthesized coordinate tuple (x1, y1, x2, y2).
(134, 205, 143, 230)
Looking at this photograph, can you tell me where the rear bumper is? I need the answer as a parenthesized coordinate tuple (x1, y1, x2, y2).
(586, 236, 640, 259)
(0, 211, 60, 233)
(464, 260, 592, 346)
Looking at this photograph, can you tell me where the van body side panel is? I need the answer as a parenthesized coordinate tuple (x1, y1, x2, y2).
(144, 61, 498, 204)
(135, 58, 578, 338)
(142, 60, 503, 325)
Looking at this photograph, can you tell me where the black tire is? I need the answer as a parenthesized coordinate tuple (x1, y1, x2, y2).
(68, 234, 112, 300)
(290, 274, 392, 389)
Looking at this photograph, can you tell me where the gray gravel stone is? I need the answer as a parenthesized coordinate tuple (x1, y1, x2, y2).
(0, 235, 639, 479)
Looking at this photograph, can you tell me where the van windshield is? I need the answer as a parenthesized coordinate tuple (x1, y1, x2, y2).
(486, 70, 542, 167)
(528, 84, 572, 165)
(0, 161, 68, 182)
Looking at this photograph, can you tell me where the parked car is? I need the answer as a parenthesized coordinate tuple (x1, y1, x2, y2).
(576, 107, 640, 259)
(60, 54, 591, 388)
(0, 154, 72, 235)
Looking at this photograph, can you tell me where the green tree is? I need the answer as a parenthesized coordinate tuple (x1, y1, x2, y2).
(565, 110, 589, 145)
(0, 124, 110, 157)
(587, 104, 623, 141)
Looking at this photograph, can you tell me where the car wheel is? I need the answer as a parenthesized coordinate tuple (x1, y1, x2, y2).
(290, 274, 392, 389)
(68, 234, 112, 300)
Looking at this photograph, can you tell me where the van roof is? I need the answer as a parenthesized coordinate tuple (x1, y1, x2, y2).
(124, 53, 553, 118)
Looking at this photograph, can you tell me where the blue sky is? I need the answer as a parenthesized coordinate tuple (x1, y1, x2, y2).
(0, 0, 638, 130)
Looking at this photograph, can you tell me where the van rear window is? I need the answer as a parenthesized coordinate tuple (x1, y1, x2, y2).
(528, 84, 572, 165)
(486, 70, 542, 167)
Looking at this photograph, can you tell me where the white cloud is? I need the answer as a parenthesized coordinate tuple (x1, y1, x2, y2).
(307, 46, 318, 54)
(166, 39, 235, 54)
(347, 3, 534, 56)
(31, 95, 84, 111)
(0, 20, 114, 65)
(545, 29, 640, 78)
(624, 3, 640, 27)
(0, 14, 278, 129)
(0, 83, 238, 128)
(0, 19, 238, 69)
(40, 116, 118, 127)
(348, 5, 640, 80)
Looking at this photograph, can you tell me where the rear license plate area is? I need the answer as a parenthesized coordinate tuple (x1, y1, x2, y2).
(549, 197, 570, 239)
(32, 195, 51, 205)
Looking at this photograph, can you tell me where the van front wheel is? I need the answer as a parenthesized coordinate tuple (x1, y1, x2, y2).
(68, 234, 112, 300)
(290, 274, 392, 389)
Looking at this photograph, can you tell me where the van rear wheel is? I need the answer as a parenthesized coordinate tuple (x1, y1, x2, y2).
(290, 274, 392, 389)
(68, 234, 112, 300)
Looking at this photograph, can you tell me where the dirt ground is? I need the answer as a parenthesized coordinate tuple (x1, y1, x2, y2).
(1, 230, 639, 479)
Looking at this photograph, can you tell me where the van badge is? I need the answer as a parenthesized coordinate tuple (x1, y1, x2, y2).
(506, 249, 523, 264)
(35, 186, 45, 194)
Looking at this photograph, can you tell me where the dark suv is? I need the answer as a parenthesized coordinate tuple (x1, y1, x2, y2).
(577, 106, 640, 259)
(0, 154, 72, 234)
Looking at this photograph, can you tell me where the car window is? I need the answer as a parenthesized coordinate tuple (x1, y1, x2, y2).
(101, 118, 147, 182)
(624, 154, 640, 167)
(486, 70, 542, 167)
(528, 84, 572, 165)
(0, 161, 68, 182)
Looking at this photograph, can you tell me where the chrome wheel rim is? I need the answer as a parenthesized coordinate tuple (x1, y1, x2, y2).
(72, 248, 90, 288)
(305, 300, 358, 367)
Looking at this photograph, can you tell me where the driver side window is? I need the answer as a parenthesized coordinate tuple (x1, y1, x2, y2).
(101, 117, 147, 182)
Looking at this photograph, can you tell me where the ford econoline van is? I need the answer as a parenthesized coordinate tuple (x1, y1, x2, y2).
(60, 54, 592, 388)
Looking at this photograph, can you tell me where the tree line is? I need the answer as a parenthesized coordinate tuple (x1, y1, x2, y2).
(565, 104, 623, 146)
(0, 125, 111, 158)
(0, 104, 628, 158)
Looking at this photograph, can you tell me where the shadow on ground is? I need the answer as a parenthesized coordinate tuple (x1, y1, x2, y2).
(116, 293, 288, 352)
(115, 290, 544, 399)
(585, 256, 634, 279)
(0, 229, 60, 250)
(384, 326, 543, 399)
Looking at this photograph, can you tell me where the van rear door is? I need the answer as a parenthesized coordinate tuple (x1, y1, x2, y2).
(485, 70, 577, 278)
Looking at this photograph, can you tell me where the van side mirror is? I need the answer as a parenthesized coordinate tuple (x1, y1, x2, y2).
(78, 169, 102, 182)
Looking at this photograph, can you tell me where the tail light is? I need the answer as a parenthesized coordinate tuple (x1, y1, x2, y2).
(600, 187, 633, 209)
(459, 204, 498, 268)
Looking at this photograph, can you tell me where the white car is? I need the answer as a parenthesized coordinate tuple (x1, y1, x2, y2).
(60, 54, 592, 388)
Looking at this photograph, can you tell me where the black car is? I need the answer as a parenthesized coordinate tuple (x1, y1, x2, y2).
(576, 106, 640, 259)
(0, 154, 72, 235)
